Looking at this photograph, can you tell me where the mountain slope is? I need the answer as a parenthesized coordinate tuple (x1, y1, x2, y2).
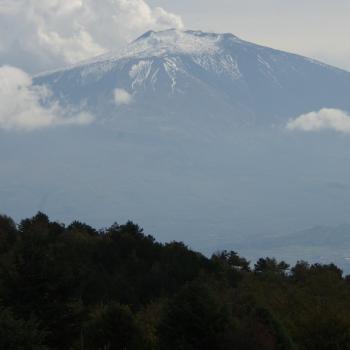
(34, 29, 350, 130)
(234, 224, 350, 273)
(2, 30, 350, 269)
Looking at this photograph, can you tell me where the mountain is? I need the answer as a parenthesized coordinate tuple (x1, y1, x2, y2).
(34, 29, 350, 131)
(2, 30, 350, 269)
(233, 224, 350, 273)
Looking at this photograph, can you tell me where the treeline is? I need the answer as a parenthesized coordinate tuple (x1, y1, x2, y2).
(0, 213, 350, 349)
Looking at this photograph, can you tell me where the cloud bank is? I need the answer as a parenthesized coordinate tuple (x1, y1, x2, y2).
(114, 89, 133, 106)
(287, 108, 350, 134)
(0, 65, 93, 131)
(0, 0, 184, 73)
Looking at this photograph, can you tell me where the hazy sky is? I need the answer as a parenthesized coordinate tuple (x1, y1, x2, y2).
(0, 0, 349, 73)
(149, 0, 350, 71)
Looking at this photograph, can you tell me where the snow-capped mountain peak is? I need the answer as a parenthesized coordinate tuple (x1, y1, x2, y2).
(81, 29, 240, 66)
(5, 30, 350, 270)
(34, 29, 350, 129)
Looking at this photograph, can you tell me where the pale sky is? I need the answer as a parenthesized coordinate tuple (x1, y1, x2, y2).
(149, 0, 350, 71)
(0, 0, 349, 73)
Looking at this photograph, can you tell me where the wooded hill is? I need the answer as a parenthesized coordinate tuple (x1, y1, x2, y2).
(0, 213, 349, 349)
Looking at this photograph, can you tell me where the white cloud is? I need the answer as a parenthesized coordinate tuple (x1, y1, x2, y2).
(0, 0, 184, 73)
(114, 89, 133, 106)
(287, 108, 350, 134)
(0, 65, 94, 131)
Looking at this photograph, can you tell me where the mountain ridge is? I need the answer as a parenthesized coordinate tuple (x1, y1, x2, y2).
(3, 29, 350, 271)
(34, 29, 346, 78)
(33, 29, 350, 129)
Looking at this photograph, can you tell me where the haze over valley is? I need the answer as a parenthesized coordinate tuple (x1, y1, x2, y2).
(1, 28, 350, 270)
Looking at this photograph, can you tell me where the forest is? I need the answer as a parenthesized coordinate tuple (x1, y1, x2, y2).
(0, 212, 349, 350)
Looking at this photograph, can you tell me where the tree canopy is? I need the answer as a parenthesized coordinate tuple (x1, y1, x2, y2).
(0, 212, 349, 349)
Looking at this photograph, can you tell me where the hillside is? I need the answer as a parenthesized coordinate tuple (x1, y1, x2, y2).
(0, 213, 349, 349)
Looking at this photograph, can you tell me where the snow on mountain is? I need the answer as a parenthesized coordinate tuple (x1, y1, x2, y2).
(2, 30, 350, 269)
(34, 29, 350, 131)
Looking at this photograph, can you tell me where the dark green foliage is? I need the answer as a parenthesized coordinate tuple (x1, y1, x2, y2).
(212, 250, 250, 271)
(0, 308, 46, 350)
(0, 215, 17, 253)
(83, 303, 144, 350)
(251, 308, 296, 350)
(0, 212, 349, 349)
(158, 281, 232, 350)
(254, 257, 290, 275)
